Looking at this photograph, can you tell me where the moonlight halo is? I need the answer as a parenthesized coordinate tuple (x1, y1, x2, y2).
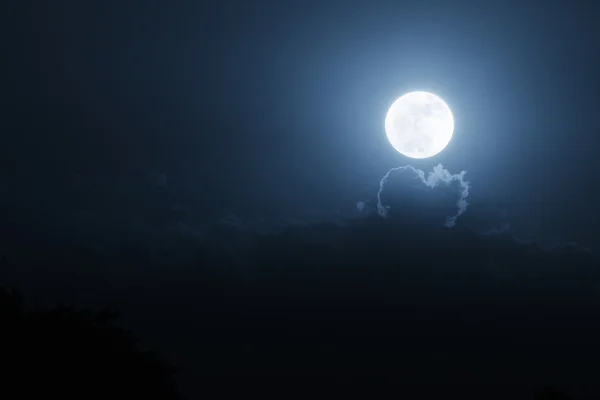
(385, 91, 454, 159)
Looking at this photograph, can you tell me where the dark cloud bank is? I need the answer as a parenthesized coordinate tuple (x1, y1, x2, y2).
(1, 174, 598, 399)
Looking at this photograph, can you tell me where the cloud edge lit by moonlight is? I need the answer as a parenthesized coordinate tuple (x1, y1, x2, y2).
(376, 164, 471, 228)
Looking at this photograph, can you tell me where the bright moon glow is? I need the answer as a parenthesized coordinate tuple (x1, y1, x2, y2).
(385, 91, 454, 159)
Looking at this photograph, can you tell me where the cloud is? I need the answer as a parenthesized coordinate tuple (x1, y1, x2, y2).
(356, 201, 365, 213)
(376, 164, 471, 227)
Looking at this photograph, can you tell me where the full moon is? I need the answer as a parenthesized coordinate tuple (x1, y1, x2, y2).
(384, 91, 454, 159)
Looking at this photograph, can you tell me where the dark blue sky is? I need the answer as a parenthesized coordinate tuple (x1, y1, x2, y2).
(1, 1, 600, 397)
(2, 0, 599, 249)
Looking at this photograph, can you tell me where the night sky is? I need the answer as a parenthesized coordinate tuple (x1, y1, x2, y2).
(1, 1, 599, 398)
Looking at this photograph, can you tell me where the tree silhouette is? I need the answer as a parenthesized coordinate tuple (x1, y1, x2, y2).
(0, 287, 182, 399)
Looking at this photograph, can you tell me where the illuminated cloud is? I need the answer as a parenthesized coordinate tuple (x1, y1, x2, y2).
(376, 164, 470, 227)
